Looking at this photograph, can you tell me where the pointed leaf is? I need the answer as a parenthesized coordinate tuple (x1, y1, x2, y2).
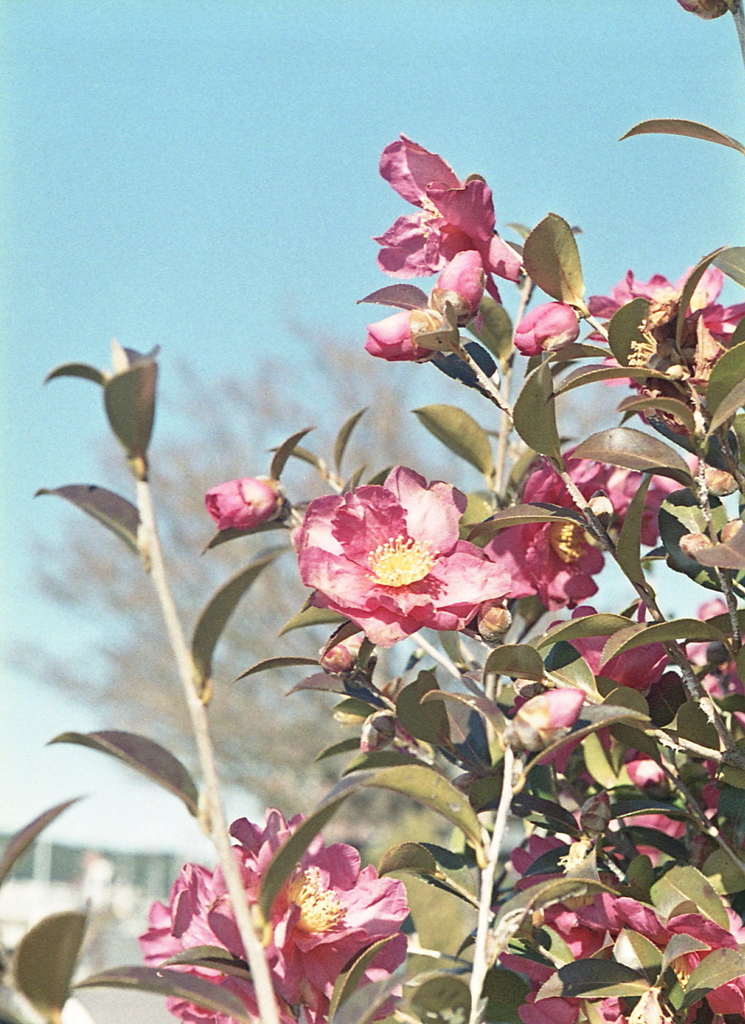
(328, 937, 398, 1021)
(681, 947, 745, 1009)
(572, 427, 693, 485)
(413, 405, 493, 478)
(702, 848, 745, 895)
(269, 427, 314, 480)
(615, 476, 652, 587)
(613, 928, 663, 979)
(357, 284, 428, 310)
(714, 245, 745, 289)
(549, 342, 611, 362)
(0, 799, 82, 887)
(539, 959, 649, 1000)
(74, 966, 253, 1023)
(467, 502, 583, 542)
(707, 337, 745, 417)
(12, 912, 87, 1023)
(708, 378, 745, 435)
(277, 605, 346, 636)
(192, 549, 282, 684)
(395, 670, 451, 747)
(555, 364, 671, 395)
(334, 408, 367, 474)
(620, 118, 745, 156)
(483, 644, 544, 681)
(202, 520, 284, 552)
(329, 968, 405, 1024)
(658, 488, 728, 589)
(511, 794, 581, 837)
(103, 358, 157, 462)
(234, 656, 319, 682)
(676, 249, 728, 346)
(661, 932, 711, 974)
(44, 362, 105, 386)
(535, 613, 633, 649)
(468, 296, 513, 368)
(49, 730, 198, 816)
(600, 619, 727, 666)
(378, 842, 439, 877)
(163, 946, 252, 982)
(651, 865, 729, 928)
(35, 485, 140, 554)
(314, 738, 361, 762)
(409, 976, 471, 1024)
(608, 298, 649, 367)
(513, 361, 563, 463)
(617, 395, 696, 438)
(523, 213, 585, 305)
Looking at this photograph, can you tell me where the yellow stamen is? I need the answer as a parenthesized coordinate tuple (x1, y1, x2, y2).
(548, 522, 586, 564)
(287, 867, 345, 934)
(368, 536, 436, 587)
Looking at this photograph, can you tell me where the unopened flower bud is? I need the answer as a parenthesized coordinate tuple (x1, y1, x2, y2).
(514, 302, 580, 357)
(505, 688, 585, 752)
(676, 0, 730, 18)
(477, 601, 512, 641)
(579, 792, 610, 840)
(721, 519, 744, 544)
(205, 476, 284, 531)
(704, 466, 737, 496)
(319, 634, 364, 675)
(513, 678, 545, 700)
(364, 310, 435, 362)
(429, 251, 486, 323)
(679, 531, 713, 559)
(588, 492, 614, 528)
(360, 711, 396, 753)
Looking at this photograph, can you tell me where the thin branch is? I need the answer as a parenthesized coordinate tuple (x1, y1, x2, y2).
(449, 337, 513, 420)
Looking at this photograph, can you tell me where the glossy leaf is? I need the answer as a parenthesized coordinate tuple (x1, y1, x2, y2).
(572, 427, 693, 484)
(103, 358, 157, 462)
(202, 520, 285, 552)
(676, 701, 720, 753)
(660, 932, 710, 974)
(647, 673, 687, 727)
(554, 364, 669, 395)
(421, 689, 507, 737)
(329, 968, 404, 1024)
(378, 842, 439, 877)
(538, 959, 649, 1000)
(513, 361, 563, 463)
(413, 404, 493, 478)
(35, 484, 140, 554)
(74, 966, 253, 1023)
(234, 655, 319, 682)
(467, 502, 583, 542)
(607, 298, 649, 367)
(523, 212, 584, 306)
(549, 342, 610, 362)
(328, 937, 398, 1021)
(535, 613, 633, 649)
(708, 378, 745, 434)
(482, 967, 530, 1024)
(617, 395, 696, 437)
(395, 671, 451, 747)
(615, 475, 651, 588)
(163, 946, 252, 982)
(681, 947, 745, 1009)
(334, 408, 368, 474)
(511, 794, 581, 837)
(620, 118, 745, 156)
(269, 427, 315, 480)
(707, 339, 745, 419)
(676, 249, 727, 346)
(192, 549, 282, 684)
(12, 911, 87, 1023)
(483, 644, 544, 681)
(658, 488, 728, 590)
(714, 245, 745, 289)
(650, 865, 729, 928)
(468, 296, 513, 368)
(314, 738, 361, 762)
(600, 619, 727, 666)
(277, 605, 347, 636)
(613, 928, 663, 980)
(702, 848, 745, 895)
(357, 284, 428, 310)
(44, 362, 105, 386)
(49, 730, 198, 816)
(0, 798, 81, 888)
(409, 975, 471, 1024)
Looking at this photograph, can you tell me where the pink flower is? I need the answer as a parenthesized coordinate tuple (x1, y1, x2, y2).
(676, 0, 730, 17)
(205, 477, 283, 531)
(557, 606, 668, 693)
(430, 250, 486, 320)
(374, 135, 521, 299)
(506, 688, 586, 752)
(365, 308, 447, 362)
(293, 466, 513, 647)
(140, 810, 409, 1024)
(484, 453, 672, 609)
(514, 303, 580, 357)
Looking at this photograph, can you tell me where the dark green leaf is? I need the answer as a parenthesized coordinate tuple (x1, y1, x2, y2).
(617, 395, 696, 438)
(676, 249, 728, 347)
(620, 118, 745, 156)
(681, 947, 745, 1009)
(615, 476, 652, 588)
(49, 730, 199, 816)
(234, 655, 318, 682)
(163, 946, 252, 982)
(676, 701, 720, 753)
(708, 378, 745, 435)
(269, 427, 315, 480)
(357, 284, 428, 310)
(523, 213, 585, 306)
(329, 968, 405, 1024)
(379, 842, 439, 877)
(707, 339, 745, 418)
(74, 967, 253, 1023)
(0, 799, 81, 888)
(103, 359, 157, 463)
(702, 848, 745, 895)
(613, 928, 663, 980)
(572, 427, 693, 485)
(714, 245, 745, 289)
(483, 644, 544, 681)
(420, 689, 507, 736)
(12, 912, 87, 1022)
(554, 364, 670, 396)
(549, 342, 611, 362)
(467, 502, 583, 542)
(468, 296, 513, 369)
(278, 605, 347, 636)
(35, 484, 140, 554)
(608, 298, 649, 367)
(513, 361, 563, 464)
(535, 613, 633, 649)
(314, 738, 361, 762)
(650, 865, 729, 928)
(202, 520, 285, 552)
(328, 937, 398, 1021)
(661, 932, 710, 973)
(648, 674, 687, 729)
(718, 784, 745, 843)
(192, 549, 282, 684)
(483, 967, 530, 1024)
(44, 362, 105, 386)
(658, 488, 728, 590)
(413, 404, 493, 478)
(511, 794, 581, 837)
(540, 959, 649, 1000)
(409, 975, 471, 1024)
(334, 408, 368, 474)
(600, 619, 727, 666)
(395, 671, 451, 747)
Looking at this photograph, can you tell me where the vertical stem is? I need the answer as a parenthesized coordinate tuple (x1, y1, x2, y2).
(468, 745, 514, 1024)
(136, 479, 280, 1024)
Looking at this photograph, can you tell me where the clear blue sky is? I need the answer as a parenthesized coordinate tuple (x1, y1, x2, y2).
(1, 1, 744, 855)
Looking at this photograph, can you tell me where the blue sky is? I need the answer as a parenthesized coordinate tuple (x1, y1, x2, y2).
(1, 1, 744, 855)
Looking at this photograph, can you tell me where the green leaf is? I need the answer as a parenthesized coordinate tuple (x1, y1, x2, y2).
(334, 408, 368, 474)
(482, 968, 530, 1024)
(74, 967, 254, 1024)
(44, 362, 105, 386)
(409, 975, 471, 1024)
(661, 932, 710, 974)
(617, 395, 696, 438)
(539, 959, 649, 1000)
(676, 701, 720, 753)
(483, 644, 544, 681)
(658, 487, 729, 590)
(523, 213, 585, 306)
(676, 249, 728, 347)
(616, 476, 652, 588)
(717, 784, 745, 843)
(554, 364, 671, 395)
(708, 378, 745, 435)
(681, 947, 745, 1009)
(600, 619, 727, 667)
(314, 738, 361, 762)
(620, 118, 745, 156)
(269, 427, 315, 480)
(163, 946, 252, 982)
(395, 671, 451, 747)
(548, 342, 611, 362)
(234, 655, 319, 682)
(468, 296, 513, 368)
(506, 222, 532, 240)
(192, 549, 282, 685)
(202, 520, 285, 553)
(694, 524, 745, 570)
(378, 841, 439, 877)
(702, 848, 745, 895)
(35, 484, 140, 554)
(329, 968, 405, 1024)
(49, 730, 199, 816)
(608, 298, 649, 367)
(413, 404, 493, 479)
(613, 928, 663, 980)
(650, 865, 729, 928)
(467, 502, 583, 543)
(357, 283, 428, 309)
(103, 358, 158, 465)
(572, 427, 693, 485)
(535, 613, 633, 649)
(328, 937, 398, 1021)
(0, 799, 81, 888)
(707, 338, 745, 419)
(421, 689, 507, 736)
(511, 794, 580, 836)
(513, 361, 563, 464)
(12, 912, 87, 1023)
(714, 245, 745, 289)
(278, 605, 347, 636)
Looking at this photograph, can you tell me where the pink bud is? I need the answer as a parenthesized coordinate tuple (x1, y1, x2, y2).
(319, 634, 364, 675)
(514, 302, 580, 356)
(676, 0, 729, 18)
(506, 688, 585, 751)
(205, 476, 283, 530)
(430, 251, 486, 321)
(364, 310, 435, 362)
(704, 466, 737, 496)
(679, 531, 713, 558)
(360, 711, 396, 753)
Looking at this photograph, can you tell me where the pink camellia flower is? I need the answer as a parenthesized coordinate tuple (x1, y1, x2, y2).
(429, 250, 486, 321)
(374, 135, 521, 298)
(484, 453, 675, 609)
(140, 809, 409, 1024)
(364, 308, 448, 362)
(676, 0, 730, 17)
(293, 466, 513, 647)
(205, 477, 283, 531)
(514, 302, 581, 357)
(505, 688, 586, 752)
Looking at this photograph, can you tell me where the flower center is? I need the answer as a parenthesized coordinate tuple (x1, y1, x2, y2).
(287, 867, 345, 934)
(548, 522, 586, 564)
(368, 536, 436, 587)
